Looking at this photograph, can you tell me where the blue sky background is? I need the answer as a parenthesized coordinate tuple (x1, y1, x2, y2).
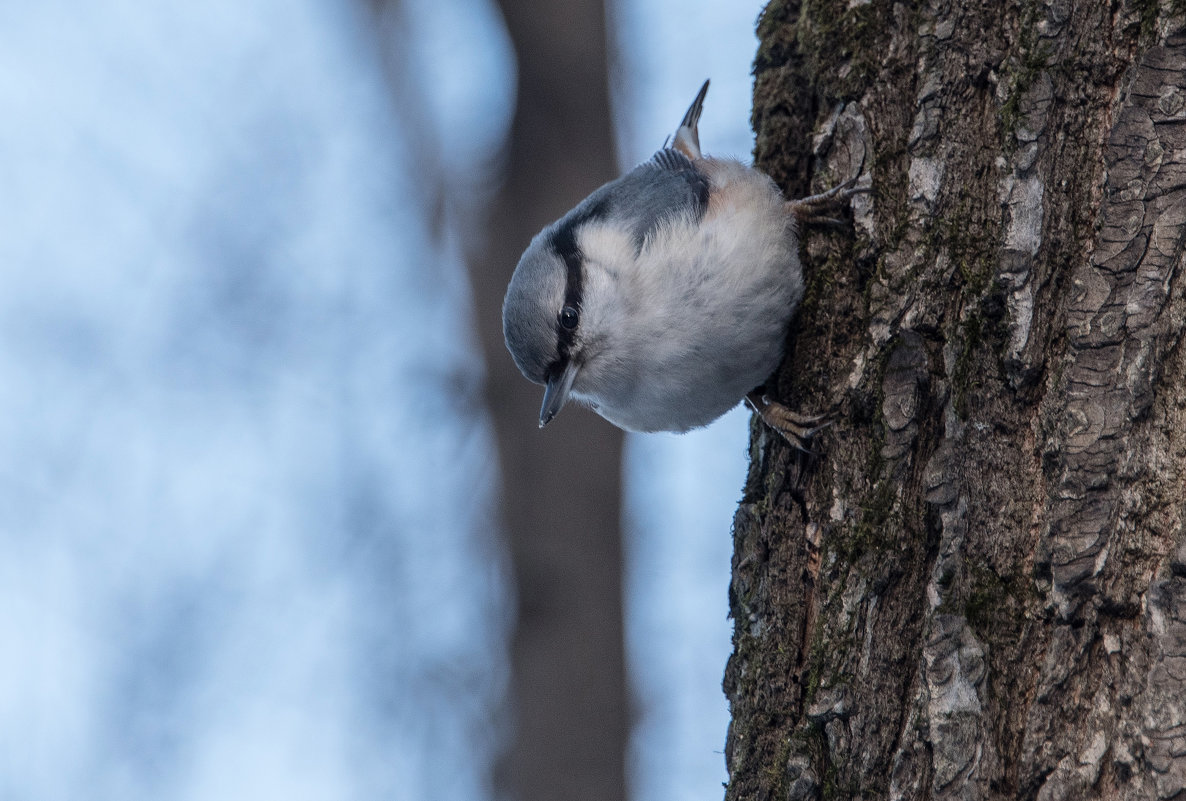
(0, 1, 766, 799)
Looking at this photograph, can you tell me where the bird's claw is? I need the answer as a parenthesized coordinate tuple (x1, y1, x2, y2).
(786, 177, 867, 227)
(745, 391, 831, 453)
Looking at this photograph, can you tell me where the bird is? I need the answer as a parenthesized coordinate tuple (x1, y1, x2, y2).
(501, 79, 859, 449)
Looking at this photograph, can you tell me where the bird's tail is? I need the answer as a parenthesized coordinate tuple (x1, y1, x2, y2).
(673, 79, 709, 160)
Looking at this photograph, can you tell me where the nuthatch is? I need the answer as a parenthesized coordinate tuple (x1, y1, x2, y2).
(502, 80, 859, 448)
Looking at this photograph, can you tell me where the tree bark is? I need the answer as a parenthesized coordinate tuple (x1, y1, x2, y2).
(726, 2, 1186, 800)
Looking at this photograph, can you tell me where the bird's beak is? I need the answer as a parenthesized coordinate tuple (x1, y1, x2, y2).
(539, 360, 579, 428)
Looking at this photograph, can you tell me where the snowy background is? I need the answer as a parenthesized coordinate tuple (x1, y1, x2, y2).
(0, 1, 765, 799)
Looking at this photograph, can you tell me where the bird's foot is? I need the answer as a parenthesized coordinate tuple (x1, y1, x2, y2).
(786, 177, 867, 228)
(745, 390, 831, 453)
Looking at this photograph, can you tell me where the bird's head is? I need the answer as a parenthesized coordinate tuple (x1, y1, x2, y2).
(502, 199, 638, 428)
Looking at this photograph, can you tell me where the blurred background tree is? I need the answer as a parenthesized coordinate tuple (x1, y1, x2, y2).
(467, 1, 628, 800)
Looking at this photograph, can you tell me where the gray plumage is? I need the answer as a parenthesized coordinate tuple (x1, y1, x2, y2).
(503, 148, 710, 382)
(502, 79, 805, 434)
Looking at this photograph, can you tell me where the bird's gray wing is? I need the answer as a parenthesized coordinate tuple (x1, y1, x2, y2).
(576, 148, 710, 252)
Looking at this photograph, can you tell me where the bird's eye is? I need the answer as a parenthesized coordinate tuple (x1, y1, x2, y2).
(559, 305, 579, 330)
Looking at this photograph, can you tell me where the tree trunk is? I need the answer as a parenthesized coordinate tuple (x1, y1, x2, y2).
(726, 2, 1186, 800)
(473, 3, 628, 801)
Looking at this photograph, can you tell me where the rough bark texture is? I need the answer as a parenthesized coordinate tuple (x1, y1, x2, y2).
(473, 3, 628, 801)
(726, 2, 1186, 800)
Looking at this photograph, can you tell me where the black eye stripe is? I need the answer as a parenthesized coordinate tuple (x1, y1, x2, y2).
(549, 198, 607, 359)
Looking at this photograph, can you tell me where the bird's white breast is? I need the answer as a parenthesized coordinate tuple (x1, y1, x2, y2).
(572, 158, 803, 433)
